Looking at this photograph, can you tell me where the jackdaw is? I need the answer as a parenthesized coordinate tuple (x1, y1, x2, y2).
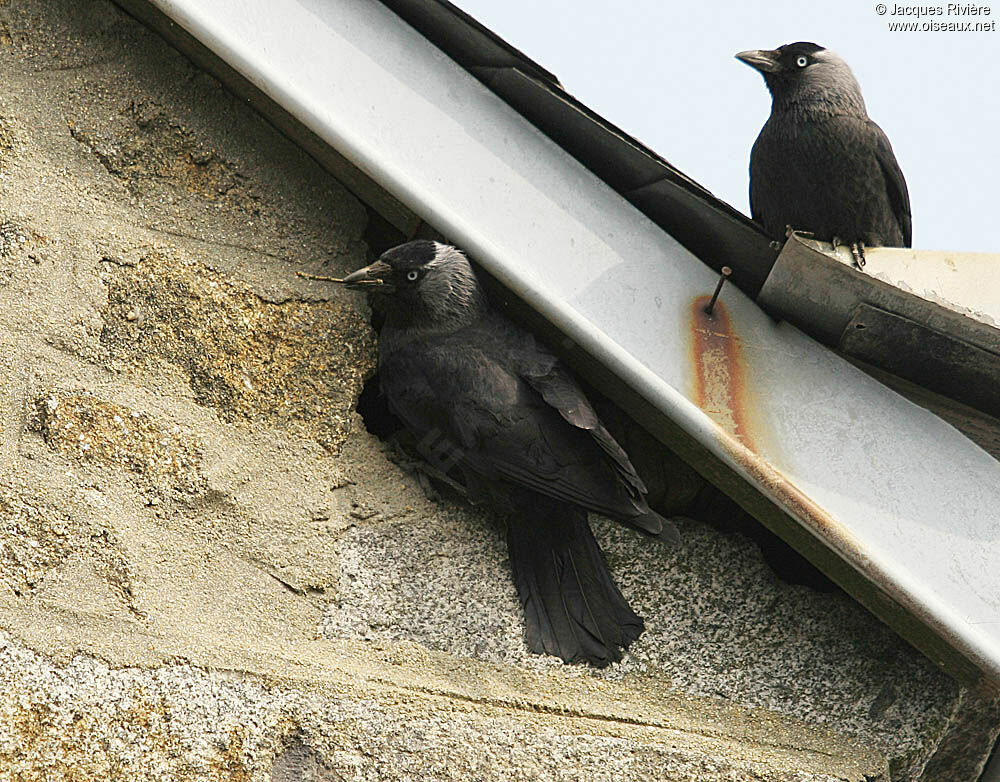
(339, 240, 678, 667)
(736, 42, 911, 263)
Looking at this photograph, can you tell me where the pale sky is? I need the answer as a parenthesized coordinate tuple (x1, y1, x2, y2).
(454, 0, 998, 253)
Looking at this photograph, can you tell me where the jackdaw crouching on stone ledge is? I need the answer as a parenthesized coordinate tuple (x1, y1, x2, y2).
(337, 240, 678, 667)
(737, 42, 911, 263)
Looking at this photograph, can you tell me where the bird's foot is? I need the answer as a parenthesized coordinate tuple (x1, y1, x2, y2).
(386, 440, 468, 502)
(422, 462, 468, 498)
(851, 241, 866, 269)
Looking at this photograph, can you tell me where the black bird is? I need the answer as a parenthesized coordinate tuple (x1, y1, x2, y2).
(736, 42, 911, 264)
(339, 240, 678, 667)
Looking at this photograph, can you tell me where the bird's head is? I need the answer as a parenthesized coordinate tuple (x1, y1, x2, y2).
(339, 240, 484, 327)
(735, 42, 866, 114)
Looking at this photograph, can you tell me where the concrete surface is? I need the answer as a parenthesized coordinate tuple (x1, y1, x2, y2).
(0, 0, 994, 779)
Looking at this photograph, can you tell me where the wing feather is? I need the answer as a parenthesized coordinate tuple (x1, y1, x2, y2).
(380, 334, 657, 528)
(869, 120, 912, 247)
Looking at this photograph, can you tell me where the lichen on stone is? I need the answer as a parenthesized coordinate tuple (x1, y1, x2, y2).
(36, 392, 203, 493)
(98, 249, 375, 453)
(0, 491, 134, 605)
(68, 101, 248, 207)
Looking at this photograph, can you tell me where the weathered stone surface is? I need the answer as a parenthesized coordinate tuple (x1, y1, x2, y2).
(0, 629, 888, 782)
(98, 248, 375, 452)
(0, 486, 135, 604)
(0, 1, 992, 780)
(319, 510, 996, 780)
(37, 391, 204, 491)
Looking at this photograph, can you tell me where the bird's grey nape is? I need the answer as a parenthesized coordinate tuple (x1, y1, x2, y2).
(778, 49, 868, 116)
(419, 242, 486, 324)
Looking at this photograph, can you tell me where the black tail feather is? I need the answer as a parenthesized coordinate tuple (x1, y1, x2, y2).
(630, 507, 681, 544)
(506, 495, 643, 667)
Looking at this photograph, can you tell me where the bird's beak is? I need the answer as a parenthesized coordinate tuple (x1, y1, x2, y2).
(339, 259, 392, 290)
(735, 49, 781, 74)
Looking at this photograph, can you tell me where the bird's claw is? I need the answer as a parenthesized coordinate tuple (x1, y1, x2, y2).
(417, 462, 469, 500)
(387, 441, 468, 502)
(831, 237, 866, 269)
(414, 469, 442, 502)
(851, 242, 866, 269)
(784, 225, 815, 239)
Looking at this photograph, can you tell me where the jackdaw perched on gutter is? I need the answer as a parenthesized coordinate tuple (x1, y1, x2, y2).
(736, 42, 911, 264)
(338, 240, 679, 667)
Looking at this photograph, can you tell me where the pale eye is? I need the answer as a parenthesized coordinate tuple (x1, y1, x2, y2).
(796, 56, 808, 68)
(406, 270, 419, 281)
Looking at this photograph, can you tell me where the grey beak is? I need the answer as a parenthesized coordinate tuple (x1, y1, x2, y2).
(339, 259, 392, 289)
(736, 49, 782, 74)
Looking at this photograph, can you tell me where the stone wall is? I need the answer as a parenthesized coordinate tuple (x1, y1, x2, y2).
(0, 1, 995, 779)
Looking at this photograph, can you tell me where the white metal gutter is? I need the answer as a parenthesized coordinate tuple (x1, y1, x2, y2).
(130, 0, 1000, 687)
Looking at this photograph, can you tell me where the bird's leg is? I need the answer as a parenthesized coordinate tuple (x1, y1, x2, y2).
(414, 468, 442, 502)
(831, 236, 847, 263)
(851, 242, 866, 269)
(414, 461, 469, 500)
(385, 436, 468, 501)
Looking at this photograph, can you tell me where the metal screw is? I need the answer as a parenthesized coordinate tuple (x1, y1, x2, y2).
(704, 266, 732, 316)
